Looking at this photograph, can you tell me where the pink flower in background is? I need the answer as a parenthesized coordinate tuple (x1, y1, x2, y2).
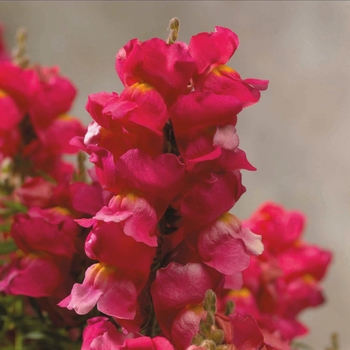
(0, 56, 85, 180)
(219, 202, 332, 341)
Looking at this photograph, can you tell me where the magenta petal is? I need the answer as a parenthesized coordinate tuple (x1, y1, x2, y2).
(96, 149, 186, 216)
(151, 262, 222, 311)
(61, 263, 138, 319)
(196, 216, 250, 275)
(82, 317, 136, 350)
(85, 221, 155, 276)
(116, 38, 196, 105)
(11, 208, 79, 257)
(0, 93, 22, 129)
(230, 314, 264, 349)
(180, 171, 244, 230)
(170, 91, 241, 141)
(94, 194, 158, 247)
(171, 307, 204, 350)
(0, 255, 64, 297)
(198, 66, 268, 107)
(224, 273, 243, 290)
(189, 27, 239, 75)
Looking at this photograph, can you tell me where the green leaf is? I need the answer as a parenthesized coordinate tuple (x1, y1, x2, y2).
(3, 201, 27, 213)
(0, 239, 18, 254)
(292, 341, 316, 350)
(0, 221, 12, 233)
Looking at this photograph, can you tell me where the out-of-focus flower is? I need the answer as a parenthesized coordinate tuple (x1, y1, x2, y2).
(219, 202, 332, 341)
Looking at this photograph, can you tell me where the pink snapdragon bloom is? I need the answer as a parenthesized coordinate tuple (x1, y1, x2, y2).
(0, 206, 80, 297)
(60, 263, 143, 319)
(116, 38, 196, 106)
(11, 206, 78, 257)
(80, 192, 158, 247)
(151, 262, 223, 349)
(174, 171, 247, 232)
(82, 317, 174, 350)
(0, 253, 68, 297)
(220, 202, 332, 341)
(0, 55, 85, 180)
(83, 83, 168, 160)
(66, 24, 269, 348)
(60, 199, 157, 322)
(188, 26, 268, 107)
(90, 149, 186, 219)
(168, 213, 263, 281)
(170, 91, 246, 171)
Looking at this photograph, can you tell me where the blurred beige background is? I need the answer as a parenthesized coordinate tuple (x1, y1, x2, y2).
(1, 1, 349, 349)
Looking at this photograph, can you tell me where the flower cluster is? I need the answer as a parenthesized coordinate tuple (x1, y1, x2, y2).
(58, 23, 278, 349)
(0, 20, 333, 350)
(0, 30, 85, 182)
(219, 202, 332, 341)
(0, 26, 93, 340)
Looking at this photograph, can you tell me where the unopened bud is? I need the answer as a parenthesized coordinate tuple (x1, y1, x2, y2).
(211, 329, 224, 345)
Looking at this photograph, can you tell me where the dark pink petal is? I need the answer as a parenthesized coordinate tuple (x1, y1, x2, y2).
(96, 149, 186, 216)
(15, 177, 55, 208)
(116, 83, 168, 131)
(214, 148, 256, 172)
(219, 288, 259, 319)
(223, 273, 243, 290)
(151, 262, 223, 312)
(70, 181, 105, 216)
(26, 66, 77, 124)
(60, 263, 138, 319)
(278, 245, 332, 281)
(0, 128, 21, 160)
(151, 262, 222, 342)
(282, 276, 324, 317)
(0, 92, 23, 129)
(0, 62, 29, 107)
(230, 313, 265, 349)
(197, 65, 269, 107)
(170, 91, 241, 142)
(189, 27, 239, 75)
(86, 92, 116, 130)
(11, 207, 79, 257)
(195, 215, 252, 275)
(0, 255, 66, 297)
(183, 132, 222, 171)
(82, 317, 131, 350)
(94, 193, 158, 247)
(261, 330, 292, 350)
(116, 38, 196, 105)
(170, 307, 205, 350)
(85, 221, 155, 276)
(244, 78, 269, 91)
(121, 336, 174, 350)
(244, 202, 306, 253)
(268, 317, 308, 341)
(179, 171, 245, 230)
(36, 115, 86, 154)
